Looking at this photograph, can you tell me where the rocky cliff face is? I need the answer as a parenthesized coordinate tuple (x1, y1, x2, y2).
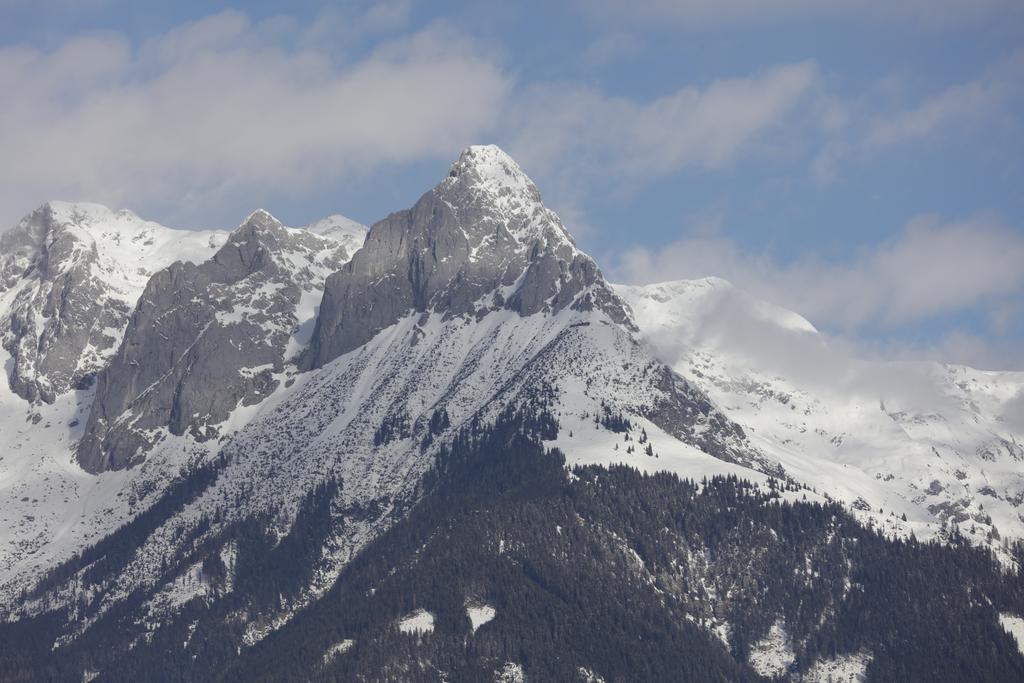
(304, 145, 631, 369)
(2, 146, 768, 630)
(2, 147, 1023, 681)
(76, 210, 363, 473)
(0, 202, 226, 403)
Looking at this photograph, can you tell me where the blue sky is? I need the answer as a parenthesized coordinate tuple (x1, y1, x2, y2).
(1, 0, 1022, 368)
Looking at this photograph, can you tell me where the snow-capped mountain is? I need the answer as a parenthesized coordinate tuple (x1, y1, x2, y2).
(0, 202, 228, 403)
(0, 146, 767, 634)
(303, 213, 368, 255)
(78, 208, 362, 473)
(1, 146, 1023, 682)
(0, 205, 365, 588)
(303, 144, 634, 369)
(617, 278, 1024, 547)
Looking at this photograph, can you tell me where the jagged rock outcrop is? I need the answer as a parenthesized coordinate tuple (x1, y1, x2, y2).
(0, 202, 226, 403)
(76, 210, 363, 473)
(3, 146, 767, 629)
(299, 145, 760, 467)
(4, 145, 1024, 683)
(304, 145, 631, 369)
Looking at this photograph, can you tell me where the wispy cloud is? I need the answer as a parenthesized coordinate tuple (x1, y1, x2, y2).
(612, 213, 1024, 336)
(0, 7, 829, 232)
(808, 52, 1024, 183)
(506, 61, 822, 194)
(866, 54, 1024, 148)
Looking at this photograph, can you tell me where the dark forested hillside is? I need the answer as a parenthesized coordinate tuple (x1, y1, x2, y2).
(3, 403, 1024, 682)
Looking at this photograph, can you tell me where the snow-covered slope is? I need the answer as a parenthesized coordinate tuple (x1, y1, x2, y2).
(0, 147, 768, 643)
(303, 213, 367, 255)
(3, 146, 1022, 662)
(0, 204, 366, 591)
(617, 277, 1024, 548)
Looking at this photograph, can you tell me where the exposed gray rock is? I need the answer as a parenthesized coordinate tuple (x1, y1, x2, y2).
(2, 146, 778, 616)
(304, 145, 632, 369)
(642, 364, 782, 475)
(300, 145, 759, 471)
(0, 202, 225, 403)
(298, 145, 764, 474)
(77, 210, 359, 473)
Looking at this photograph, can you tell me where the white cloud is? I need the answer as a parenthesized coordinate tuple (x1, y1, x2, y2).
(0, 8, 838, 232)
(506, 61, 821, 191)
(612, 213, 1024, 333)
(1, 9, 1019, 372)
(923, 331, 1024, 371)
(808, 52, 1023, 181)
(1005, 390, 1024, 432)
(0, 10, 509, 227)
(866, 58, 1023, 148)
(866, 81, 994, 147)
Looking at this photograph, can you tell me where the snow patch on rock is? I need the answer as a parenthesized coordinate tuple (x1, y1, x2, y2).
(398, 609, 435, 634)
(747, 620, 795, 678)
(466, 602, 496, 632)
(803, 650, 871, 682)
(495, 662, 525, 683)
(322, 638, 354, 662)
(1000, 613, 1024, 656)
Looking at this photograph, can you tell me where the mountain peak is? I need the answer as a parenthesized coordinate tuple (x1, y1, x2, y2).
(446, 144, 538, 199)
(302, 214, 368, 257)
(76, 207, 362, 472)
(222, 210, 296, 267)
(1, 202, 131, 251)
(434, 145, 578, 257)
(303, 145, 629, 369)
(304, 214, 367, 238)
(442, 145, 544, 222)
(239, 208, 284, 232)
(42, 200, 123, 221)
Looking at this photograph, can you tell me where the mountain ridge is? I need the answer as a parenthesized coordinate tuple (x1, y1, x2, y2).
(0, 145, 767, 630)
(618, 276, 1024, 546)
(1, 146, 1023, 682)
(304, 144, 631, 370)
(0, 202, 366, 584)
(0, 202, 229, 403)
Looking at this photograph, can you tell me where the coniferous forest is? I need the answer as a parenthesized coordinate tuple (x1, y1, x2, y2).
(2, 403, 1024, 681)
